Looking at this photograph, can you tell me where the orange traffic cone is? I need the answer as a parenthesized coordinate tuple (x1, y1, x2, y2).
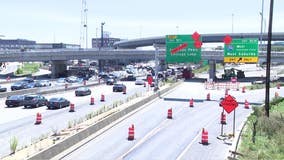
(221, 112, 226, 124)
(90, 96, 95, 105)
(128, 125, 135, 140)
(69, 103, 75, 112)
(189, 98, 194, 107)
(100, 94, 105, 102)
(123, 87, 126, 94)
(244, 100, 249, 109)
(206, 93, 210, 101)
(65, 83, 68, 89)
(167, 108, 173, 119)
(35, 113, 42, 125)
(242, 86, 246, 93)
(277, 83, 280, 89)
(201, 128, 209, 145)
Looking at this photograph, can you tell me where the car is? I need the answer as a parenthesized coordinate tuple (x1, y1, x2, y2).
(75, 87, 91, 96)
(47, 97, 70, 109)
(135, 78, 145, 85)
(22, 77, 34, 83)
(0, 85, 7, 92)
(26, 82, 36, 88)
(106, 78, 116, 85)
(5, 95, 25, 107)
(34, 80, 52, 87)
(113, 83, 126, 92)
(54, 78, 67, 86)
(11, 81, 29, 91)
(66, 76, 83, 83)
(23, 95, 48, 108)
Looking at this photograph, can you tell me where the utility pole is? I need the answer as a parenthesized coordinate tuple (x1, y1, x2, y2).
(80, 0, 88, 49)
(101, 22, 105, 49)
(265, 0, 274, 117)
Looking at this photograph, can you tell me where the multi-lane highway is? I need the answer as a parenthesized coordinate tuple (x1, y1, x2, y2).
(57, 82, 283, 160)
(0, 80, 148, 157)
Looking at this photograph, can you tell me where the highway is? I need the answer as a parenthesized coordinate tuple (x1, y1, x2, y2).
(59, 82, 283, 160)
(0, 81, 148, 157)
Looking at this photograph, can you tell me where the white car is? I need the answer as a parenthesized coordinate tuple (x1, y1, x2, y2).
(135, 78, 145, 85)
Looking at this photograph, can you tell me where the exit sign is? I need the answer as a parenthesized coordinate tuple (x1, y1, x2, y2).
(166, 34, 202, 63)
(224, 38, 259, 63)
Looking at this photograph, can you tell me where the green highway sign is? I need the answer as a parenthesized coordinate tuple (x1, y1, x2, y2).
(166, 34, 202, 63)
(224, 38, 258, 63)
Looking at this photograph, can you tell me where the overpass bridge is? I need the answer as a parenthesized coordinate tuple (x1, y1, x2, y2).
(113, 32, 284, 49)
(0, 49, 284, 78)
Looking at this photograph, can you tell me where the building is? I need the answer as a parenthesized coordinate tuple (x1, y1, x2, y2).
(92, 37, 121, 49)
(35, 43, 80, 49)
(0, 39, 36, 50)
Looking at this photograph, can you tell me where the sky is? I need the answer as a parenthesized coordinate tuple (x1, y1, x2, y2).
(0, 0, 283, 47)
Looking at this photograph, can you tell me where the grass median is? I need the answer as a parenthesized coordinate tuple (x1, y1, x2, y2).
(238, 97, 284, 160)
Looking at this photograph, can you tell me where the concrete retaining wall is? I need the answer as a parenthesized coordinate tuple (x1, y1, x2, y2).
(28, 82, 180, 160)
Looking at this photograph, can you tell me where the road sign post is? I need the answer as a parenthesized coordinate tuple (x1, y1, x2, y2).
(166, 34, 202, 63)
(220, 95, 238, 137)
(224, 38, 259, 63)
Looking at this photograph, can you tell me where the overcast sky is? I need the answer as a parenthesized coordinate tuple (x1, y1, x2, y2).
(0, 0, 283, 47)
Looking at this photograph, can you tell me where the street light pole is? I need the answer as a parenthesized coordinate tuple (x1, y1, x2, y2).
(260, 0, 264, 51)
(101, 22, 105, 49)
(153, 44, 159, 91)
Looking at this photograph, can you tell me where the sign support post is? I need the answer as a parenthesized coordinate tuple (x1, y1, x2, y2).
(233, 109, 236, 137)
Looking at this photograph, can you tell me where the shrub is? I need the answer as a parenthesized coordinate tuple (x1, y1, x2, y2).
(9, 136, 18, 154)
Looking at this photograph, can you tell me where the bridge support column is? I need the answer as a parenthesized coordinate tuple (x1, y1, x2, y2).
(98, 60, 106, 73)
(209, 60, 216, 80)
(160, 60, 167, 71)
(51, 60, 67, 78)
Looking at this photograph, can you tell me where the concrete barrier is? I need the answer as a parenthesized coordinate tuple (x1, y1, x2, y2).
(28, 82, 180, 160)
(0, 81, 105, 99)
(0, 88, 39, 98)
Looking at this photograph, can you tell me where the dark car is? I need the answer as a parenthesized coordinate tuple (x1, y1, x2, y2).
(11, 81, 29, 91)
(106, 78, 116, 85)
(23, 95, 48, 108)
(47, 97, 70, 109)
(113, 83, 126, 92)
(26, 82, 36, 88)
(75, 87, 91, 96)
(5, 95, 25, 107)
(22, 77, 34, 83)
(0, 85, 7, 92)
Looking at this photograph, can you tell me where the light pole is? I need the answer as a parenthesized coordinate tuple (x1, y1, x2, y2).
(101, 22, 105, 49)
(153, 44, 159, 91)
(231, 13, 234, 33)
(260, 0, 264, 51)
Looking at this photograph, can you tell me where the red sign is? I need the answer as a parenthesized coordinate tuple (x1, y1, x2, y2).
(224, 35, 232, 45)
(192, 31, 200, 41)
(194, 40, 202, 49)
(147, 76, 153, 85)
(171, 43, 188, 54)
(220, 95, 238, 114)
(231, 77, 237, 83)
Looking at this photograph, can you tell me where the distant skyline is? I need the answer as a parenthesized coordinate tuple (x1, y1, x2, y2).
(0, 0, 283, 47)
